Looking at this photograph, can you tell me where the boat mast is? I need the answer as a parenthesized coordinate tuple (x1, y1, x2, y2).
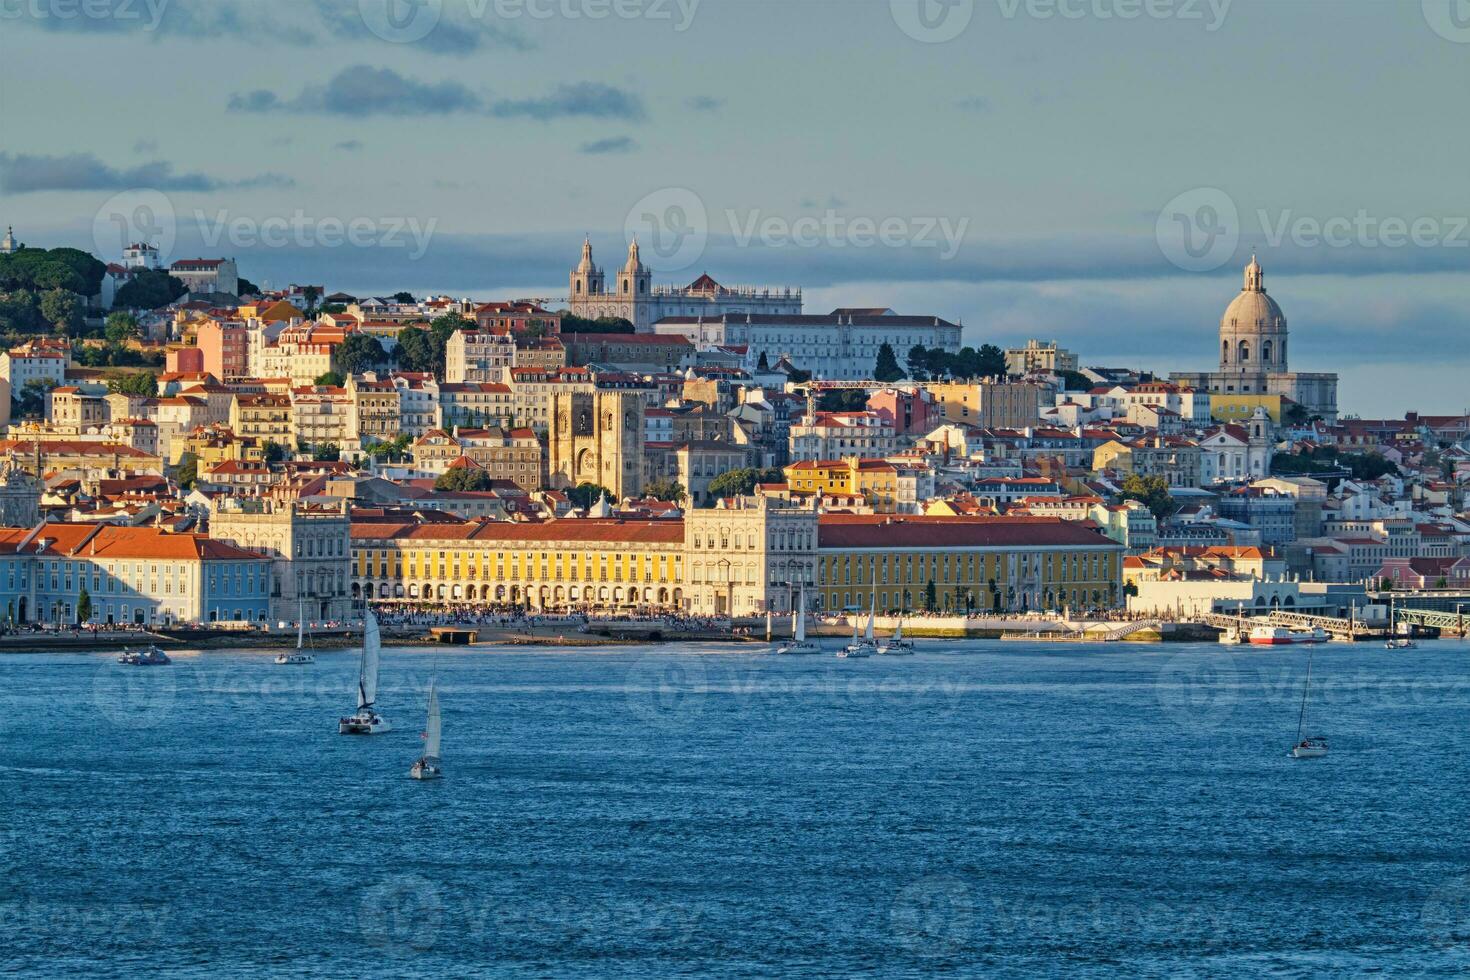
(1295, 647, 1314, 743)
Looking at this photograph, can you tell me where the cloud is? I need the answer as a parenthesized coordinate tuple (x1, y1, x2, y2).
(490, 83, 645, 122)
(6, 0, 535, 54)
(229, 66, 486, 117)
(0, 152, 293, 194)
(687, 96, 725, 113)
(334, 140, 364, 152)
(955, 96, 990, 112)
(132, 139, 159, 154)
(579, 137, 638, 155)
(228, 68, 642, 123)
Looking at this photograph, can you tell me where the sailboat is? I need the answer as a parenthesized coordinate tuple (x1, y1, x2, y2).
(409, 678, 443, 780)
(276, 599, 316, 665)
(1384, 596, 1416, 649)
(1288, 645, 1328, 759)
(338, 610, 391, 734)
(879, 617, 915, 656)
(776, 585, 822, 655)
(839, 601, 876, 658)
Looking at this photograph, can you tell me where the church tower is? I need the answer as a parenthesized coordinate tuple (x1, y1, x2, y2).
(1218, 255, 1288, 388)
(1246, 405, 1274, 478)
(569, 237, 605, 300)
(616, 238, 651, 298)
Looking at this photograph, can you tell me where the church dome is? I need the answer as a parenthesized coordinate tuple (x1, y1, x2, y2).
(1220, 255, 1285, 333)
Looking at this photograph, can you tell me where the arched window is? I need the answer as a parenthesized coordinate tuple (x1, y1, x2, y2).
(1238, 340, 1250, 363)
(1262, 340, 1273, 364)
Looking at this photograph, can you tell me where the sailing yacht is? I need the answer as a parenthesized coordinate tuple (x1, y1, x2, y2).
(338, 610, 391, 734)
(776, 586, 822, 655)
(1384, 597, 1417, 649)
(839, 605, 876, 658)
(409, 678, 443, 780)
(1289, 645, 1328, 759)
(878, 618, 914, 656)
(275, 600, 316, 665)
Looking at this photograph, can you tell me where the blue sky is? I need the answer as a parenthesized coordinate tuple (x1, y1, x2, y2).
(2, 0, 1468, 415)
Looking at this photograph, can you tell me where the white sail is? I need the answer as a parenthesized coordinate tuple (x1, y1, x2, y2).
(358, 611, 381, 709)
(892, 619, 903, 642)
(865, 608, 876, 642)
(424, 680, 441, 761)
(297, 598, 305, 651)
(795, 586, 807, 642)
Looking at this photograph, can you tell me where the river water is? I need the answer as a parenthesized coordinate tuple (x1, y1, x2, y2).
(2, 641, 1468, 977)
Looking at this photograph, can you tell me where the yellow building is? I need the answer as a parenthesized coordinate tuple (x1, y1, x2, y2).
(181, 426, 264, 469)
(351, 518, 687, 610)
(784, 457, 899, 512)
(1210, 392, 1284, 424)
(815, 515, 1123, 614)
(230, 393, 293, 446)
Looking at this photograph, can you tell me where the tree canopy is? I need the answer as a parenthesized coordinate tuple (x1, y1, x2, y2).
(642, 478, 687, 503)
(567, 482, 614, 510)
(434, 467, 493, 492)
(115, 269, 187, 310)
(874, 342, 906, 382)
(335, 333, 386, 375)
(705, 467, 787, 500)
(905, 343, 1006, 381)
(107, 371, 158, 397)
(1119, 474, 1176, 519)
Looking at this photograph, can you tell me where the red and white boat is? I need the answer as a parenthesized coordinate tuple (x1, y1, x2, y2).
(1249, 625, 1328, 646)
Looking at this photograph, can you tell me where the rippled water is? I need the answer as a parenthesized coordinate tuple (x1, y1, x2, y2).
(3, 641, 1469, 977)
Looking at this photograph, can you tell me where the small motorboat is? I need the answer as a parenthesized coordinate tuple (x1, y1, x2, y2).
(118, 645, 170, 666)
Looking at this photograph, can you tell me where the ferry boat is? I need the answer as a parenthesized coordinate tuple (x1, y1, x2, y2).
(1249, 625, 1327, 646)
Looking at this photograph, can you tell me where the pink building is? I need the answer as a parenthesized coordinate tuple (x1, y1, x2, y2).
(166, 346, 205, 374)
(866, 387, 934, 436)
(196, 320, 249, 380)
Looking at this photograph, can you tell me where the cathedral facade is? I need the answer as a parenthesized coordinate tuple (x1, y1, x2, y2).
(545, 390, 645, 500)
(1172, 257, 1339, 423)
(569, 239, 802, 332)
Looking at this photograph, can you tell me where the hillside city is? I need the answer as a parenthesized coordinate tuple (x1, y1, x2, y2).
(0, 228, 1463, 632)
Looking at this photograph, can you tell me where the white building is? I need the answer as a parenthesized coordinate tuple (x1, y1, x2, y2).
(444, 330, 515, 384)
(1, 339, 69, 391)
(569, 238, 801, 332)
(653, 311, 962, 381)
(170, 257, 240, 296)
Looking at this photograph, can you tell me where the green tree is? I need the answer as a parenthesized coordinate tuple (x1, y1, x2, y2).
(1057, 370, 1092, 391)
(107, 371, 158, 397)
(302, 286, 320, 316)
(366, 433, 413, 462)
(264, 441, 288, 463)
(334, 333, 386, 375)
(312, 443, 341, 462)
(705, 467, 785, 499)
(40, 288, 84, 334)
(175, 453, 199, 491)
(105, 311, 141, 344)
(756, 351, 770, 371)
(643, 478, 687, 503)
(395, 326, 436, 375)
(114, 269, 186, 309)
(237, 277, 261, 297)
(975, 343, 1007, 377)
(905, 344, 930, 380)
(12, 377, 55, 418)
(874, 342, 906, 382)
(923, 579, 938, 612)
(558, 313, 635, 334)
(434, 467, 494, 492)
(817, 388, 869, 412)
(77, 589, 92, 624)
(1119, 474, 1176, 519)
(567, 482, 614, 510)
(392, 291, 416, 304)
(314, 371, 345, 388)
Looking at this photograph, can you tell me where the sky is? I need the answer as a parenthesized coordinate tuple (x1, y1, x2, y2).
(1, 0, 1468, 416)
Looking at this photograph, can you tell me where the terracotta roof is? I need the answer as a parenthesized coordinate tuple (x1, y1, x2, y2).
(352, 517, 685, 545)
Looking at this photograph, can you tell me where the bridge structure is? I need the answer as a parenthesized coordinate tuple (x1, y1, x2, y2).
(1197, 611, 1373, 642)
(1396, 607, 1470, 637)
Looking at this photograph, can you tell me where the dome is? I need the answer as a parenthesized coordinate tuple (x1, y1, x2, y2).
(1221, 289, 1286, 333)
